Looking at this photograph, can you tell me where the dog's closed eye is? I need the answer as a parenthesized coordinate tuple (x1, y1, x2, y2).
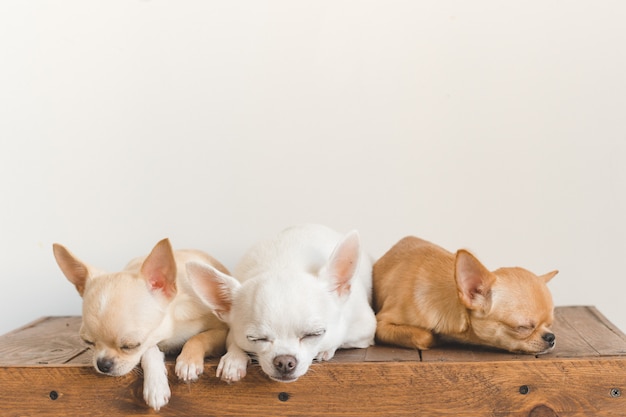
(301, 329, 326, 341)
(247, 335, 270, 343)
(509, 323, 536, 337)
(120, 342, 141, 351)
(81, 337, 95, 347)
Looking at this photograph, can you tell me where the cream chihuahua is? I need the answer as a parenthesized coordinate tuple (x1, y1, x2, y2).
(373, 237, 558, 354)
(186, 224, 377, 383)
(53, 239, 228, 410)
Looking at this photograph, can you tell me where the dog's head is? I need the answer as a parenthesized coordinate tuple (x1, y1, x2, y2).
(53, 239, 178, 376)
(455, 250, 558, 354)
(188, 231, 361, 382)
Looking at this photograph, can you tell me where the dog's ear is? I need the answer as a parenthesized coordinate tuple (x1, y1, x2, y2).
(53, 243, 98, 297)
(540, 270, 558, 283)
(322, 230, 361, 297)
(455, 249, 495, 311)
(140, 238, 178, 301)
(186, 261, 240, 323)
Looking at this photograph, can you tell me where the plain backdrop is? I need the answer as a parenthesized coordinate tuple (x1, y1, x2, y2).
(1, 1, 625, 336)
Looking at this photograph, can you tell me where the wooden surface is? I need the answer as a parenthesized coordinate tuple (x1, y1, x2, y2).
(0, 306, 625, 416)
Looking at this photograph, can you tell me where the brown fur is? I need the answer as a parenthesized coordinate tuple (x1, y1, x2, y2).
(373, 237, 557, 354)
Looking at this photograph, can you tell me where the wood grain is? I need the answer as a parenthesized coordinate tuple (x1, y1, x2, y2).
(0, 306, 625, 416)
(0, 316, 87, 366)
(0, 358, 624, 416)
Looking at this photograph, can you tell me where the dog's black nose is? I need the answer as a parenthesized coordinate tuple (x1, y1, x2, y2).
(273, 355, 297, 375)
(542, 332, 556, 347)
(96, 358, 114, 374)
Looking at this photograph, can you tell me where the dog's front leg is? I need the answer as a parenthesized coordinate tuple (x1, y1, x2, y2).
(375, 320, 436, 350)
(141, 345, 171, 411)
(216, 335, 250, 383)
(176, 328, 228, 382)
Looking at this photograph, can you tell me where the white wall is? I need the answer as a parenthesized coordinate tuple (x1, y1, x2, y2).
(1, 1, 625, 336)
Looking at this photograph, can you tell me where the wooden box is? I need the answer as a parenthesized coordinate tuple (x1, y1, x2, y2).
(1, 306, 625, 416)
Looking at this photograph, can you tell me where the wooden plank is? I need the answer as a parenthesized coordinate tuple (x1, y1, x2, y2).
(0, 317, 86, 366)
(1, 307, 625, 416)
(538, 307, 601, 358)
(587, 306, 626, 340)
(0, 358, 624, 416)
(421, 343, 532, 362)
(65, 349, 92, 366)
(363, 344, 421, 362)
(329, 346, 368, 362)
(557, 306, 626, 356)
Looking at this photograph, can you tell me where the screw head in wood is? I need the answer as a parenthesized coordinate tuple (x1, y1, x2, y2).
(519, 385, 529, 395)
(278, 392, 290, 402)
(49, 391, 59, 400)
(610, 388, 621, 398)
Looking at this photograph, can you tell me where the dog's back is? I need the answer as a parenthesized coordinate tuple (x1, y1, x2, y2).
(373, 236, 467, 339)
(235, 224, 372, 299)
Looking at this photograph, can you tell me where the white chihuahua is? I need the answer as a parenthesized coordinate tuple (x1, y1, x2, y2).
(53, 239, 228, 410)
(186, 224, 377, 383)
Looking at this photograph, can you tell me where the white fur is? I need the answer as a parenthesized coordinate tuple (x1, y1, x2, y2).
(141, 346, 171, 411)
(187, 224, 377, 383)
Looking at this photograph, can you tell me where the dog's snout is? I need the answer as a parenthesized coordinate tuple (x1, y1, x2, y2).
(542, 332, 556, 347)
(273, 355, 297, 375)
(96, 357, 114, 374)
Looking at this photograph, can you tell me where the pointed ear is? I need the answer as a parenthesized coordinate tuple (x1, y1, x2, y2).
(321, 230, 361, 297)
(186, 261, 240, 323)
(53, 243, 95, 296)
(140, 238, 177, 301)
(540, 270, 558, 283)
(455, 249, 495, 311)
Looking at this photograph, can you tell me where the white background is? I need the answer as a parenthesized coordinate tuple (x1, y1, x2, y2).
(1, 1, 625, 336)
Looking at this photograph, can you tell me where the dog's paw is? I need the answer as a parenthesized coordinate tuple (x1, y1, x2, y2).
(143, 374, 171, 411)
(216, 350, 249, 383)
(175, 351, 204, 382)
(315, 348, 337, 362)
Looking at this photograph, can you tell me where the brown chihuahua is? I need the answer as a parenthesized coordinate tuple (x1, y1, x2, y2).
(373, 237, 558, 354)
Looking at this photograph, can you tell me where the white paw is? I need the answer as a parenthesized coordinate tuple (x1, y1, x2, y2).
(143, 374, 171, 411)
(315, 348, 336, 361)
(175, 354, 204, 382)
(216, 350, 249, 383)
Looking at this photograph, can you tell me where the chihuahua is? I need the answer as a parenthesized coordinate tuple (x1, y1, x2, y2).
(373, 237, 558, 354)
(186, 224, 377, 383)
(53, 239, 228, 410)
